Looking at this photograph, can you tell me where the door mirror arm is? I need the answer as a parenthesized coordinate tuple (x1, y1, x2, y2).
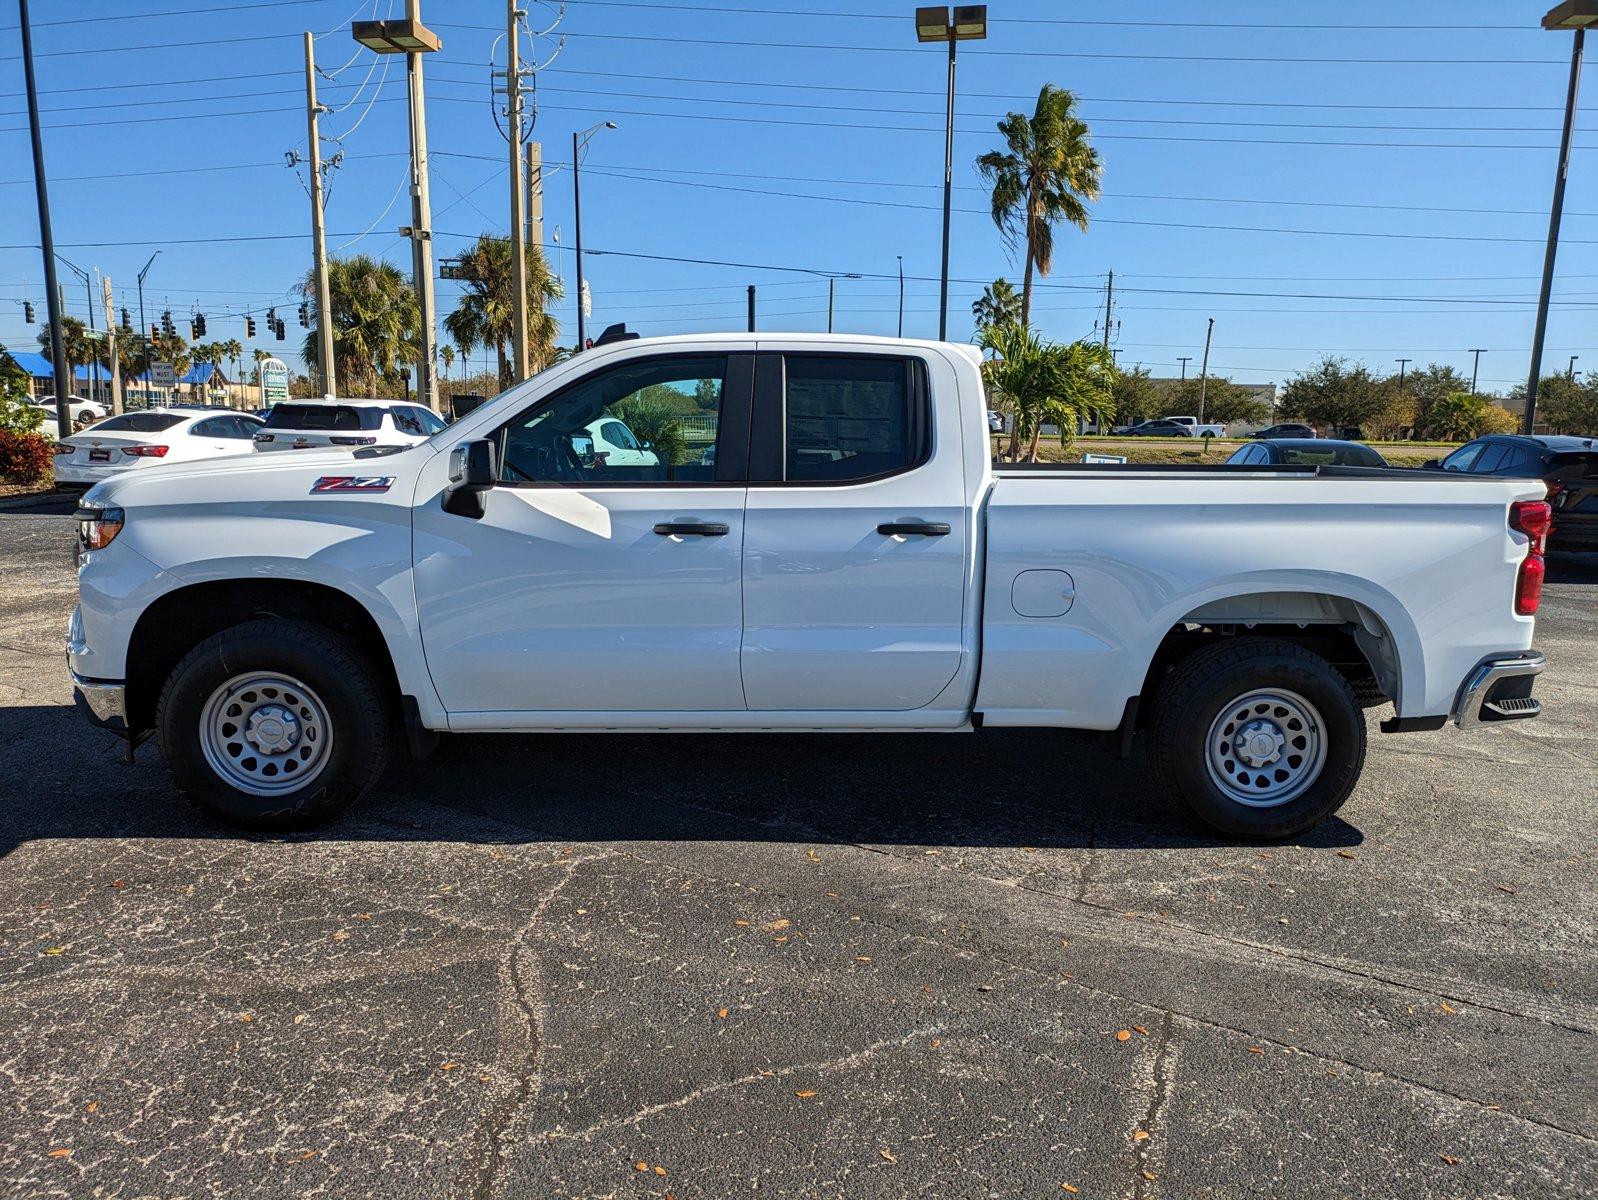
(443, 438, 498, 518)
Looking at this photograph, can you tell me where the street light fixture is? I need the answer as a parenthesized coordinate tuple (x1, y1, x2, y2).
(352, 2, 442, 412)
(573, 120, 618, 351)
(1523, 1, 1593, 432)
(914, 5, 987, 342)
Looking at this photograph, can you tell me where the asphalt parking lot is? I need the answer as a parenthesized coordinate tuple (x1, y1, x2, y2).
(0, 500, 1594, 1199)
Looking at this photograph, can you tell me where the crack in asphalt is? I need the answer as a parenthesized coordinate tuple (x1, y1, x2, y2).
(1132, 1011, 1176, 1200)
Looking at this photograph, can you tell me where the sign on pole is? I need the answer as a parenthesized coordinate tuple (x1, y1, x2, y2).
(260, 357, 290, 406)
(151, 361, 176, 389)
(1081, 452, 1128, 464)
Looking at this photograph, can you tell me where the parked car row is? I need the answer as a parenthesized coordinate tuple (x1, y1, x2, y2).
(1428, 434, 1598, 553)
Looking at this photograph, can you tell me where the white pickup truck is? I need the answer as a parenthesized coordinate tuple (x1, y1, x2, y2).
(1164, 415, 1227, 438)
(68, 333, 1550, 839)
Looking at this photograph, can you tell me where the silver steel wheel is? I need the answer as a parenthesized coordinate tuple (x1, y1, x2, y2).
(198, 671, 333, 797)
(1204, 687, 1327, 808)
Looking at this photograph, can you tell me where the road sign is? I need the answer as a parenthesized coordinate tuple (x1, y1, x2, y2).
(1081, 452, 1128, 464)
(151, 361, 176, 388)
(259, 357, 290, 405)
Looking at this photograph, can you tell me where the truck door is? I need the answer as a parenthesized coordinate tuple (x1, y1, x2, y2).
(413, 352, 753, 715)
(739, 350, 970, 711)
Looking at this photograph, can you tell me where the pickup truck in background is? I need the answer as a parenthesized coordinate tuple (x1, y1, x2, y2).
(1164, 415, 1227, 438)
(68, 333, 1550, 839)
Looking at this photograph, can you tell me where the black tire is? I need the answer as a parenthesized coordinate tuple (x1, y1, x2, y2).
(156, 618, 391, 829)
(1150, 637, 1366, 840)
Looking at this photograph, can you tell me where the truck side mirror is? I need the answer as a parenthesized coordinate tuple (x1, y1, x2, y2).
(443, 438, 497, 518)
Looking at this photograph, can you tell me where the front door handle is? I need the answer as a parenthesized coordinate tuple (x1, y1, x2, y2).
(654, 521, 729, 537)
(877, 521, 951, 537)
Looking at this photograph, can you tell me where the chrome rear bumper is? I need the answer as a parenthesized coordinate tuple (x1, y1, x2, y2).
(1451, 651, 1545, 726)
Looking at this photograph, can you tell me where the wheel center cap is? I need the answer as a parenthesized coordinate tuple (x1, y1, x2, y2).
(1235, 720, 1285, 768)
(245, 704, 299, 755)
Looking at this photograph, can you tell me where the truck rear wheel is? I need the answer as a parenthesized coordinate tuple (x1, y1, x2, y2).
(156, 619, 391, 829)
(1150, 637, 1365, 840)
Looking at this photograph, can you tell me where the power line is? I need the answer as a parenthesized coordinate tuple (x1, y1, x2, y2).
(432, 24, 1568, 66)
(0, 0, 325, 29)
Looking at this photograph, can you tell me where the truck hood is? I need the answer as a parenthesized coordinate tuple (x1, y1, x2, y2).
(84, 442, 437, 509)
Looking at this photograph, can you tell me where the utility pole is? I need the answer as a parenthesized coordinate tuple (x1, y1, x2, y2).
(1395, 358, 1411, 392)
(504, 0, 531, 382)
(406, 0, 440, 411)
(102, 275, 123, 416)
(526, 140, 543, 249)
(1101, 270, 1114, 349)
(573, 129, 585, 350)
(1469, 348, 1485, 396)
(1177, 356, 1192, 382)
(1524, 17, 1585, 434)
(897, 255, 904, 338)
(19, 0, 70, 439)
(747, 284, 755, 333)
(1197, 317, 1215, 425)
(827, 276, 835, 333)
(304, 32, 337, 397)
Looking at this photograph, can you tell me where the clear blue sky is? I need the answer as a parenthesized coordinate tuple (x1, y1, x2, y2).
(2, 0, 1595, 393)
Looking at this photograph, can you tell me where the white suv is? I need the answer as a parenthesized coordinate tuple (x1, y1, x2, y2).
(252, 400, 448, 453)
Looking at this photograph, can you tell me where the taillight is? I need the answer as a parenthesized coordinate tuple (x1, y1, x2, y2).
(330, 435, 377, 445)
(1516, 553, 1546, 615)
(1511, 500, 1552, 550)
(1511, 499, 1552, 616)
(53, 443, 74, 456)
(121, 444, 170, 458)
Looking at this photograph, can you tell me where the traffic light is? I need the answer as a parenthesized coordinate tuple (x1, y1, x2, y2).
(266, 307, 276, 326)
(23, 301, 34, 323)
(298, 302, 309, 327)
(245, 316, 256, 337)
(120, 308, 131, 332)
(189, 320, 199, 341)
(193, 312, 206, 337)
(161, 310, 174, 337)
(274, 318, 286, 341)
(151, 325, 160, 342)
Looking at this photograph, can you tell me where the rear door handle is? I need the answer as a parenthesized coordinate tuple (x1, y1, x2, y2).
(654, 521, 729, 537)
(877, 521, 950, 537)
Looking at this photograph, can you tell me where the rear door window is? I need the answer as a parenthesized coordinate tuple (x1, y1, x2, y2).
(1440, 442, 1485, 472)
(1472, 444, 1510, 473)
(780, 355, 928, 483)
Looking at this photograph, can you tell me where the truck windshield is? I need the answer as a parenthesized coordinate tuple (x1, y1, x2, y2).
(262, 404, 384, 432)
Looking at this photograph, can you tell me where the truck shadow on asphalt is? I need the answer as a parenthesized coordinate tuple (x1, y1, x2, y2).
(0, 703, 1363, 857)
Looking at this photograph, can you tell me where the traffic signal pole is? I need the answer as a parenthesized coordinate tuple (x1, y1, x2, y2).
(304, 32, 338, 398)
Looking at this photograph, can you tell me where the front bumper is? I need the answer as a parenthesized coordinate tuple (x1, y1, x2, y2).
(1450, 651, 1545, 726)
(72, 672, 129, 737)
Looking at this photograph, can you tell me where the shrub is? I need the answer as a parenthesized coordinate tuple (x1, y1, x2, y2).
(0, 430, 54, 484)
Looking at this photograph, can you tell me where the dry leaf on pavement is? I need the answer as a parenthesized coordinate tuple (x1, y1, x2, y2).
(794, 1090, 817, 1098)
(879, 1148, 897, 1163)
(1115, 1030, 1131, 1042)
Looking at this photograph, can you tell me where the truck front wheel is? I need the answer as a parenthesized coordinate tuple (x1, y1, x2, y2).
(1150, 638, 1366, 840)
(156, 618, 391, 829)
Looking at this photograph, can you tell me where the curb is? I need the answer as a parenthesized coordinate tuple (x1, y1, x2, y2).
(0, 490, 73, 512)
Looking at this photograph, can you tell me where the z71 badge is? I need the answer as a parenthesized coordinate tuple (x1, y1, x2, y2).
(310, 476, 395, 494)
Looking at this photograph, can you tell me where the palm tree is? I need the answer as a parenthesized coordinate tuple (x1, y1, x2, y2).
(443, 233, 564, 390)
(971, 278, 1021, 338)
(439, 343, 455, 380)
(299, 255, 419, 397)
(979, 321, 1115, 462)
(37, 316, 89, 399)
(976, 84, 1102, 327)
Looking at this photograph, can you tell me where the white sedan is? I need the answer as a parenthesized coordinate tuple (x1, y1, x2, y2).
(30, 395, 110, 427)
(53, 409, 262, 490)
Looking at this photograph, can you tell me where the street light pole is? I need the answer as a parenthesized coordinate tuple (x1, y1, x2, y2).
(137, 251, 159, 408)
(828, 276, 835, 333)
(1569, 354, 1580, 378)
(1469, 348, 1485, 395)
(352, 6, 443, 411)
(1178, 356, 1192, 382)
(916, 6, 986, 342)
(897, 255, 905, 337)
(1197, 318, 1214, 425)
(19, 0, 71, 439)
(1524, 2, 1592, 434)
(57, 255, 97, 405)
(572, 120, 616, 351)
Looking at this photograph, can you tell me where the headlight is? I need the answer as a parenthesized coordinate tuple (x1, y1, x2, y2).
(75, 503, 125, 552)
